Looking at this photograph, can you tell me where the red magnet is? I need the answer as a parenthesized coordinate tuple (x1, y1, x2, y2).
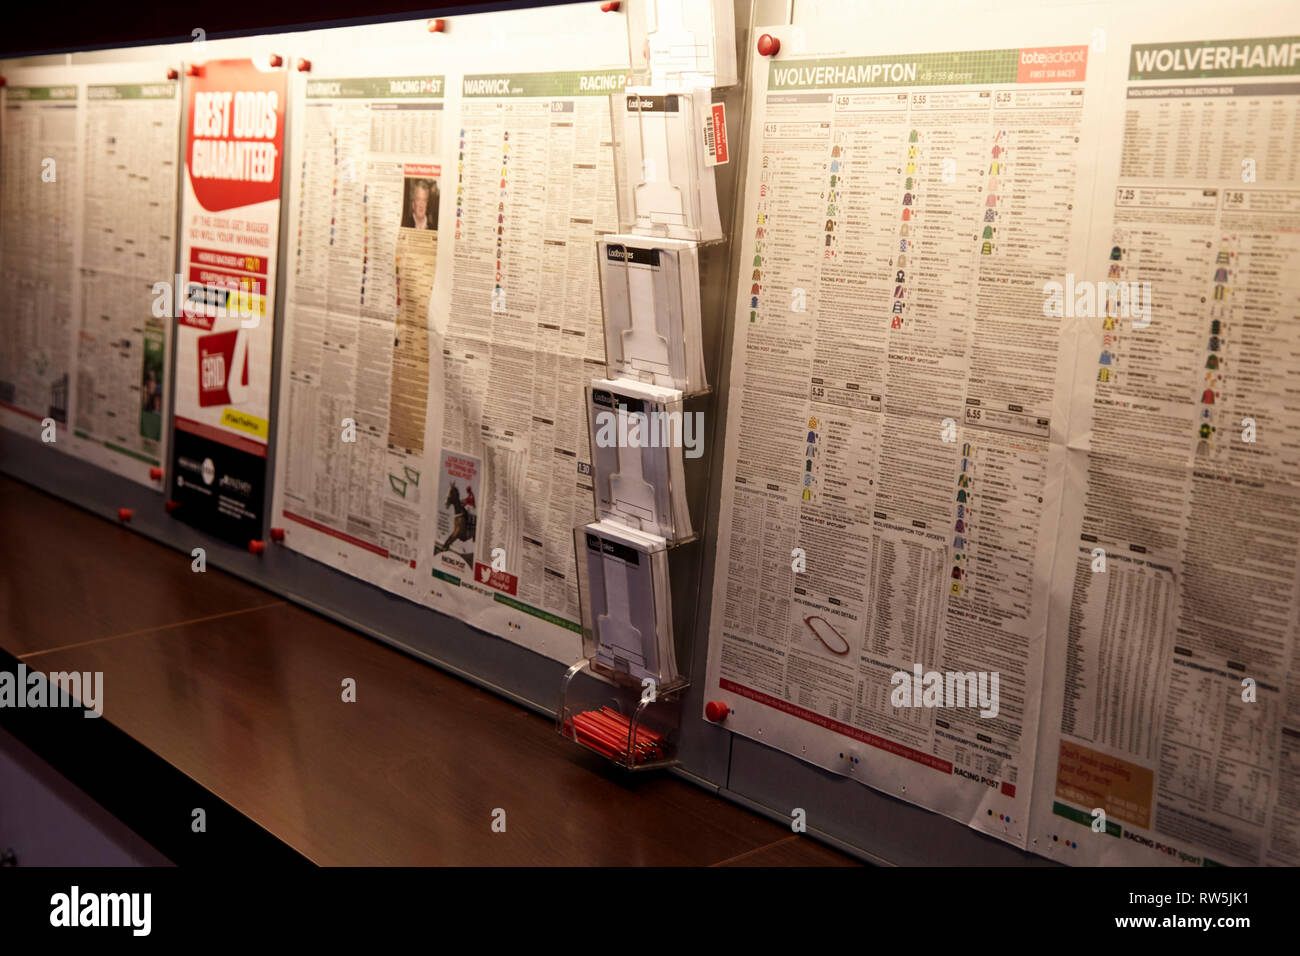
(166, 68, 178, 81)
(149, 467, 164, 481)
(268, 54, 284, 68)
(757, 34, 780, 57)
(117, 508, 132, 523)
(249, 539, 265, 555)
(164, 500, 181, 515)
(427, 18, 446, 33)
(270, 527, 285, 543)
(0, 77, 7, 87)
(705, 701, 730, 722)
(601, 1, 621, 11)
(186, 64, 203, 77)
(296, 58, 311, 73)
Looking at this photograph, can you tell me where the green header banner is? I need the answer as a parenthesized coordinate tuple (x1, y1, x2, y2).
(492, 592, 581, 633)
(768, 50, 1020, 90)
(1130, 36, 1300, 80)
(6, 86, 77, 101)
(462, 70, 626, 98)
(88, 83, 177, 100)
(305, 76, 445, 99)
(1052, 801, 1121, 837)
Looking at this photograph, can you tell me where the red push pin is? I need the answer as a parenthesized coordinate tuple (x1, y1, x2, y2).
(269, 527, 285, 543)
(268, 54, 284, 68)
(296, 58, 311, 73)
(117, 507, 133, 523)
(757, 34, 780, 57)
(149, 466, 163, 481)
(186, 64, 203, 77)
(705, 701, 730, 722)
(601, 1, 621, 11)
(166, 68, 178, 81)
(164, 500, 182, 515)
(248, 539, 265, 555)
(427, 18, 446, 32)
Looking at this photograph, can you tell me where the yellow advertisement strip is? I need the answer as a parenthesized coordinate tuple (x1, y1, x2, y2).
(226, 289, 267, 317)
(220, 408, 269, 440)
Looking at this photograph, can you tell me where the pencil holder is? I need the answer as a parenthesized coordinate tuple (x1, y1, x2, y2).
(556, 657, 686, 770)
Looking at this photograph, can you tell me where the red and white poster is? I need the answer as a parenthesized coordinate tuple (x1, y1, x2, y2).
(170, 57, 286, 542)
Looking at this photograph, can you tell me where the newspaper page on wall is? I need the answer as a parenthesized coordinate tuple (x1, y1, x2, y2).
(423, 60, 626, 664)
(0, 64, 179, 488)
(72, 71, 180, 484)
(270, 66, 448, 600)
(1, 72, 85, 454)
(269, 8, 630, 665)
(1030, 4, 1300, 866)
(702, 17, 1104, 847)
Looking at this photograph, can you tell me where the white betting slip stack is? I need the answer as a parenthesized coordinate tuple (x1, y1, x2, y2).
(597, 234, 706, 394)
(581, 520, 677, 684)
(588, 377, 692, 543)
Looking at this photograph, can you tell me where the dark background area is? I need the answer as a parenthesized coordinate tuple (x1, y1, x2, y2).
(0, 0, 572, 58)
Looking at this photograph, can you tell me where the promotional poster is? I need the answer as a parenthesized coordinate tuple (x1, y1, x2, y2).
(171, 57, 286, 542)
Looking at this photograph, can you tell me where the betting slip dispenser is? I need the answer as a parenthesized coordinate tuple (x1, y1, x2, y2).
(597, 235, 708, 396)
(625, 0, 739, 89)
(558, 519, 686, 768)
(611, 87, 723, 243)
(559, 16, 731, 770)
(587, 379, 693, 543)
(580, 521, 676, 684)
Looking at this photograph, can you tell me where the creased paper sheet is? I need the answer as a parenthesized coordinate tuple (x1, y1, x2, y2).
(1029, 1, 1300, 866)
(272, 7, 630, 664)
(1, 63, 179, 488)
(703, 11, 1109, 846)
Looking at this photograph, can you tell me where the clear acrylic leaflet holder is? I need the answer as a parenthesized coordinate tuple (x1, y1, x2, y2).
(596, 234, 709, 397)
(610, 87, 724, 243)
(586, 381, 696, 545)
(558, 521, 688, 769)
(624, 0, 739, 89)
